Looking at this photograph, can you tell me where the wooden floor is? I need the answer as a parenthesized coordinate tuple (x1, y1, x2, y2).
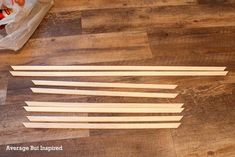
(0, 0, 235, 156)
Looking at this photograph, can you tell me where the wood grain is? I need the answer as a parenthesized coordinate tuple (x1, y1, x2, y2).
(0, 130, 178, 157)
(32, 11, 82, 38)
(52, 0, 235, 12)
(52, 0, 196, 12)
(0, 77, 8, 105)
(0, 31, 152, 69)
(0, 104, 89, 145)
(148, 26, 235, 66)
(171, 82, 235, 157)
(82, 5, 235, 34)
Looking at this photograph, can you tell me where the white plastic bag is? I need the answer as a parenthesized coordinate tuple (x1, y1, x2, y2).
(0, 0, 53, 51)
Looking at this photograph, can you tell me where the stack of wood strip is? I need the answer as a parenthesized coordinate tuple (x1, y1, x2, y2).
(10, 65, 228, 129)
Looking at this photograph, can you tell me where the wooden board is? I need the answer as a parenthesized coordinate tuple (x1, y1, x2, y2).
(52, 0, 196, 12)
(12, 66, 226, 71)
(27, 116, 183, 122)
(24, 106, 184, 113)
(23, 122, 181, 129)
(52, 0, 235, 12)
(30, 88, 178, 98)
(10, 71, 228, 77)
(82, 5, 235, 34)
(148, 26, 235, 66)
(25, 101, 184, 108)
(0, 31, 152, 69)
(32, 11, 82, 38)
(31, 80, 178, 89)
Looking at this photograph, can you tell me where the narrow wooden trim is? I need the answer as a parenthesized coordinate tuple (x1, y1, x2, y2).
(24, 106, 184, 113)
(27, 116, 183, 122)
(23, 122, 181, 129)
(10, 71, 228, 77)
(25, 101, 184, 108)
(32, 80, 178, 89)
(12, 65, 226, 71)
(30, 88, 178, 98)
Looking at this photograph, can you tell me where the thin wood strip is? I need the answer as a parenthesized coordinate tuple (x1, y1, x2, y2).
(31, 88, 178, 98)
(23, 122, 181, 129)
(24, 107, 184, 113)
(27, 116, 183, 122)
(10, 71, 228, 77)
(25, 101, 184, 108)
(11, 66, 226, 71)
(32, 80, 178, 89)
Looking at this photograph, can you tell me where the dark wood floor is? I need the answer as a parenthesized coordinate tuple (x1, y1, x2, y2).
(0, 0, 235, 156)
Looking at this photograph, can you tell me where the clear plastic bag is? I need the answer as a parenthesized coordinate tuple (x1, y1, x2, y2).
(0, 0, 53, 51)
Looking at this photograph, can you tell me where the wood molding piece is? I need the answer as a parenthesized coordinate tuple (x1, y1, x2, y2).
(32, 80, 177, 89)
(11, 66, 226, 71)
(23, 122, 181, 129)
(10, 71, 228, 77)
(24, 106, 184, 113)
(27, 116, 183, 122)
(30, 88, 178, 98)
(25, 101, 184, 108)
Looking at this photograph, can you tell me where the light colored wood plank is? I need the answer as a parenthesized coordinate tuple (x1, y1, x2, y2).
(27, 116, 183, 122)
(10, 71, 228, 77)
(25, 101, 184, 108)
(24, 106, 184, 113)
(32, 80, 177, 89)
(12, 66, 226, 71)
(23, 122, 181, 129)
(30, 88, 178, 98)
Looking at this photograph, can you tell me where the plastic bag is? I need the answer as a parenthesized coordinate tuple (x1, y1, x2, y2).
(0, 0, 53, 51)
